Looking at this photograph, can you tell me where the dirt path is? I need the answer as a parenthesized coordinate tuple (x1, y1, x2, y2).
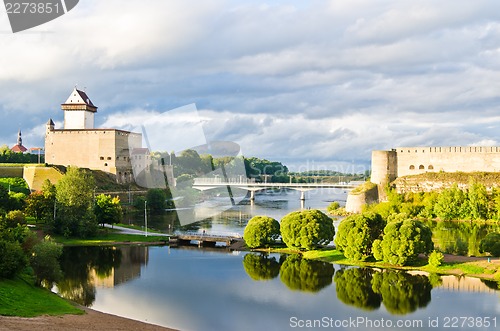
(0, 307, 177, 331)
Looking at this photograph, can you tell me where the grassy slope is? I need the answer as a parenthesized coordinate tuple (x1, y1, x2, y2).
(53, 232, 168, 246)
(0, 274, 83, 317)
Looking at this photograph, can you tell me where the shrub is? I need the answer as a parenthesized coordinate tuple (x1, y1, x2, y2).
(327, 202, 340, 213)
(30, 239, 63, 287)
(0, 240, 27, 278)
(280, 210, 335, 250)
(243, 216, 280, 248)
(428, 250, 444, 267)
(479, 232, 500, 257)
(334, 212, 385, 261)
(4, 210, 26, 228)
(373, 219, 434, 266)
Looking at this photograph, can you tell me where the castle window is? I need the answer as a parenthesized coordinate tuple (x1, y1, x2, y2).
(100, 156, 104, 160)
(428, 165, 434, 170)
(104, 163, 108, 166)
(409, 165, 415, 170)
(419, 165, 424, 170)
(107, 157, 111, 160)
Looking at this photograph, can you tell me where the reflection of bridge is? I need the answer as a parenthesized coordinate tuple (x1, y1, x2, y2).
(192, 178, 357, 200)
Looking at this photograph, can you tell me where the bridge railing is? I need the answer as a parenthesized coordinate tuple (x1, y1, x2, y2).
(174, 231, 242, 239)
(193, 177, 256, 185)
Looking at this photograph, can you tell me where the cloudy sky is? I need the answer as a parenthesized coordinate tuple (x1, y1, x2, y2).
(1, 0, 500, 172)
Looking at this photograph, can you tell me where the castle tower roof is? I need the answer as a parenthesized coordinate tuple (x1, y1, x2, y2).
(61, 87, 97, 113)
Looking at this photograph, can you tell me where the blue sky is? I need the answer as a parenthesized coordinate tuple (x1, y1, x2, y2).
(1, 0, 500, 172)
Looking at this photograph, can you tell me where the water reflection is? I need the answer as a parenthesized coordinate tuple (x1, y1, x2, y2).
(279, 255, 335, 293)
(242, 253, 282, 281)
(334, 268, 382, 311)
(372, 270, 432, 315)
(428, 220, 500, 256)
(57, 246, 147, 306)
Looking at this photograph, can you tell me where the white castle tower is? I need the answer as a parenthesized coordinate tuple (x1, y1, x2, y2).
(61, 87, 97, 129)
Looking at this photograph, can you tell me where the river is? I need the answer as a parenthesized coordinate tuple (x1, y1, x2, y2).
(56, 188, 500, 331)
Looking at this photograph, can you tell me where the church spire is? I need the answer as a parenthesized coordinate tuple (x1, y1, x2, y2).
(17, 129, 22, 146)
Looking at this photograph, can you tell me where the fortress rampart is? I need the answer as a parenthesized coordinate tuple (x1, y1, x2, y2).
(371, 146, 500, 186)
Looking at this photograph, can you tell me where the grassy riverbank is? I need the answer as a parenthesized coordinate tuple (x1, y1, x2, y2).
(53, 232, 169, 246)
(0, 274, 83, 317)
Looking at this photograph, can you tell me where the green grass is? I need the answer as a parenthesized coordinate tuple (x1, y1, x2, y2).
(53, 232, 168, 246)
(0, 274, 83, 317)
(115, 223, 164, 234)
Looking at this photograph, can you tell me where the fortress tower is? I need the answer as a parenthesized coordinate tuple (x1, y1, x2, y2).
(45, 88, 142, 183)
(62, 87, 97, 129)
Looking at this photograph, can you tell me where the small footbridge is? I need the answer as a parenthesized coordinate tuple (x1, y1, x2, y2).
(192, 178, 357, 200)
(170, 231, 243, 247)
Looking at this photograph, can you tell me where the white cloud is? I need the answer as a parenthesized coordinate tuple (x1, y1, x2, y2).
(1, 0, 500, 168)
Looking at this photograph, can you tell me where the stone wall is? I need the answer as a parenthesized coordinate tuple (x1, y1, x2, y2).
(345, 182, 379, 213)
(45, 128, 141, 183)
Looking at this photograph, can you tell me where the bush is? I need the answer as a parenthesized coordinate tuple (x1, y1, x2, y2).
(0, 240, 27, 279)
(327, 202, 340, 213)
(243, 216, 280, 248)
(4, 210, 26, 228)
(334, 212, 385, 261)
(428, 250, 444, 267)
(280, 210, 335, 250)
(373, 219, 434, 266)
(30, 239, 63, 287)
(479, 232, 500, 257)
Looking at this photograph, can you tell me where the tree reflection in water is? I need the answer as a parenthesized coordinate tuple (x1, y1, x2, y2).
(279, 255, 335, 293)
(242, 253, 282, 281)
(371, 270, 432, 315)
(334, 268, 381, 311)
(57, 246, 122, 306)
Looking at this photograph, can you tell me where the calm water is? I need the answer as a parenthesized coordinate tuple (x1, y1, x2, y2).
(57, 189, 500, 331)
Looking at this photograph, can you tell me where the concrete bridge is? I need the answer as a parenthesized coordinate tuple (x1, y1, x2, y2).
(170, 231, 242, 247)
(192, 178, 357, 200)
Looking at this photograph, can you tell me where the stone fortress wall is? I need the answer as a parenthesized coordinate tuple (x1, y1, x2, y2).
(371, 146, 500, 186)
(347, 146, 500, 212)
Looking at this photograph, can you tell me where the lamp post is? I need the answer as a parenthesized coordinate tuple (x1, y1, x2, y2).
(144, 200, 148, 237)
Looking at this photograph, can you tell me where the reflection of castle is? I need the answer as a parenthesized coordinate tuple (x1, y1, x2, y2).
(408, 271, 497, 293)
(44, 88, 143, 183)
(92, 246, 149, 288)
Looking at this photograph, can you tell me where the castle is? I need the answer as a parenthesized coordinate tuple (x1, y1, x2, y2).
(345, 146, 500, 212)
(371, 146, 500, 186)
(44, 88, 143, 183)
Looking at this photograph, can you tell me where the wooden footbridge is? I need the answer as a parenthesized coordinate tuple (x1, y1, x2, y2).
(170, 231, 243, 248)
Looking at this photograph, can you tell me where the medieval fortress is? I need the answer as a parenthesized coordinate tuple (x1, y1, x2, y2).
(346, 146, 500, 212)
(44, 88, 146, 184)
(370, 146, 500, 186)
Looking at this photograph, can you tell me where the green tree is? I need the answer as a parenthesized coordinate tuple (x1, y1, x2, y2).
(428, 250, 444, 267)
(146, 188, 167, 213)
(280, 209, 335, 250)
(371, 271, 432, 315)
(334, 268, 381, 310)
(373, 219, 434, 266)
(279, 255, 334, 292)
(30, 239, 63, 287)
(242, 253, 281, 281)
(0, 240, 26, 278)
(434, 184, 466, 220)
(479, 232, 500, 257)
(243, 216, 280, 248)
(467, 180, 488, 220)
(55, 167, 97, 238)
(335, 212, 385, 261)
(94, 194, 123, 227)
